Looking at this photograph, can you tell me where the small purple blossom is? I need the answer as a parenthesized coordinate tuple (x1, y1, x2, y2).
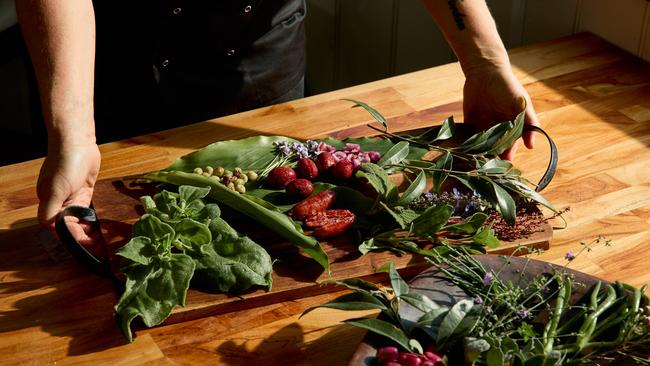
(424, 192, 434, 201)
(344, 143, 361, 154)
(483, 271, 494, 286)
(317, 142, 337, 153)
(474, 296, 483, 305)
(516, 309, 529, 319)
(367, 151, 381, 163)
(565, 250, 576, 261)
(452, 187, 461, 198)
(358, 152, 371, 163)
(279, 146, 291, 156)
(333, 151, 347, 162)
(305, 140, 320, 153)
(291, 142, 309, 159)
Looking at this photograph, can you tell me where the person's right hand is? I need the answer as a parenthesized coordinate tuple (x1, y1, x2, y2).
(37, 142, 101, 241)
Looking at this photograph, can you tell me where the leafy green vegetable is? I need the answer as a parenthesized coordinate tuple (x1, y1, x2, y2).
(115, 185, 275, 342)
(144, 171, 329, 271)
(115, 214, 196, 342)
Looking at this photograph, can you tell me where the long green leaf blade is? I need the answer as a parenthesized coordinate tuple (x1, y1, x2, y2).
(397, 170, 427, 206)
(145, 171, 330, 271)
(343, 99, 387, 129)
(344, 317, 413, 351)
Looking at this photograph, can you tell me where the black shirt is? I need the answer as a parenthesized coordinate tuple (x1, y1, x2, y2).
(92, 0, 306, 142)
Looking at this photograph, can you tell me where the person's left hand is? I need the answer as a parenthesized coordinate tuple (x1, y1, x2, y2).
(462, 64, 539, 160)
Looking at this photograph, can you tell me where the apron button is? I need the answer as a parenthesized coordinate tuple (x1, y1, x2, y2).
(161, 59, 170, 67)
(172, 7, 182, 15)
(244, 5, 252, 13)
(226, 49, 236, 56)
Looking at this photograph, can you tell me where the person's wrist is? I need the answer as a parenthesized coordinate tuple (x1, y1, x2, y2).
(460, 47, 511, 78)
(46, 117, 97, 155)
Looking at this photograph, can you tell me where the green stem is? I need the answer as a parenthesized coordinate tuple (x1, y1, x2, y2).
(543, 276, 572, 354)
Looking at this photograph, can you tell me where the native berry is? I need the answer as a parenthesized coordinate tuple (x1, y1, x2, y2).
(266, 166, 297, 188)
(316, 152, 337, 173)
(332, 159, 354, 180)
(296, 158, 319, 180)
(376, 347, 399, 365)
(286, 179, 314, 199)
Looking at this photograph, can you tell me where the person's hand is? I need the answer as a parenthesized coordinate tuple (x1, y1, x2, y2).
(37, 142, 101, 241)
(462, 64, 539, 160)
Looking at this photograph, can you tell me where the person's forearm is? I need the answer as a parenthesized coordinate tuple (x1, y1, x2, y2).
(16, 0, 96, 149)
(422, 0, 509, 74)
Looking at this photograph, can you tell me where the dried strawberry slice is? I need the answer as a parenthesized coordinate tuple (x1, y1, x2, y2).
(304, 209, 356, 240)
(304, 209, 354, 228)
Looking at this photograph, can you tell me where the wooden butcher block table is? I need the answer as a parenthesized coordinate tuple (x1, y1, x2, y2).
(1, 33, 650, 365)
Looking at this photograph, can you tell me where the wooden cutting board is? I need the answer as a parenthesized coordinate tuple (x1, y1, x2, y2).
(91, 174, 553, 326)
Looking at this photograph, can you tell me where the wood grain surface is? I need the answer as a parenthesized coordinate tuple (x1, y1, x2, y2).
(1, 33, 649, 365)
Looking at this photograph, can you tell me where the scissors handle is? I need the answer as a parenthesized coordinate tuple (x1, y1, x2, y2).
(55, 205, 113, 277)
(523, 125, 558, 192)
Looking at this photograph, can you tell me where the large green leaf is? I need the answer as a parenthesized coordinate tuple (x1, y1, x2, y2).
(343, 99, 388, 129)
(164, 136, 300, 172)
(432, 152, 453, 192)
(401, 292, 440, 313)
(377, 141, 410, 168)
(377, 262, 408, 298)
(115, 253, 195, 342)
(333, 278, 380, 293)
(498, 178, 558, 213)
(488, 109, 525, 155)
(190, 229, 273, 292)
(301, 292, 387, 318)
(380, 203, 420, 229)
(410, 205, 453, 238)
(144, 171, 329, 271)
(492, 181, 517, 225)
(356, 163, 399, 204)
(443, 212, 489, 235)
(397, 170, 427, 206)
(344, 317, 414, 351)
(478, 159, 514, 175)
(459, 121, 512, 154)
(436, 299, 475, 345)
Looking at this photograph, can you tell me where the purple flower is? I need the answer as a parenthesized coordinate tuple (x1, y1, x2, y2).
(367, 151, 381, 163)
(291, 142, 309, 159)
(516, 309, 529, 319)
(424, 192, 434, 201)
(565, 250, 576, 261)
(452, 187, 461, 198)
(358, 152, 371, 163)
(306, 140, 320, 153)
(333, 151, 347, 162)
(317, 142, 337, 153)
(483, 271, 494, 286)
(279, 146, 291, 156)
(474, 296, 483, 305)
(344, 143, 361, 154)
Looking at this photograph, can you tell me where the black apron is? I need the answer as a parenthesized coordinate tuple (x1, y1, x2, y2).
(92, 0, 306, 143)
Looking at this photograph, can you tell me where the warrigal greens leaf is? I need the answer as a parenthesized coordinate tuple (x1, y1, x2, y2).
(144, 171, 329, 271)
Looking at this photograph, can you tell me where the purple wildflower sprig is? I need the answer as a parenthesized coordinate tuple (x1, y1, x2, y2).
(408, 188, 490, 216)
(563, 235, 612, 265)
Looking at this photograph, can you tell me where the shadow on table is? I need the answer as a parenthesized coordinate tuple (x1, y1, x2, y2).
(215, 322, 363, 366)
(0, 219, 128, 357)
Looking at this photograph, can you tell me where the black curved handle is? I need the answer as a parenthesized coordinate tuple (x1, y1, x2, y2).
(55, 205, 112, 277)
(523, 125, 558, 192)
